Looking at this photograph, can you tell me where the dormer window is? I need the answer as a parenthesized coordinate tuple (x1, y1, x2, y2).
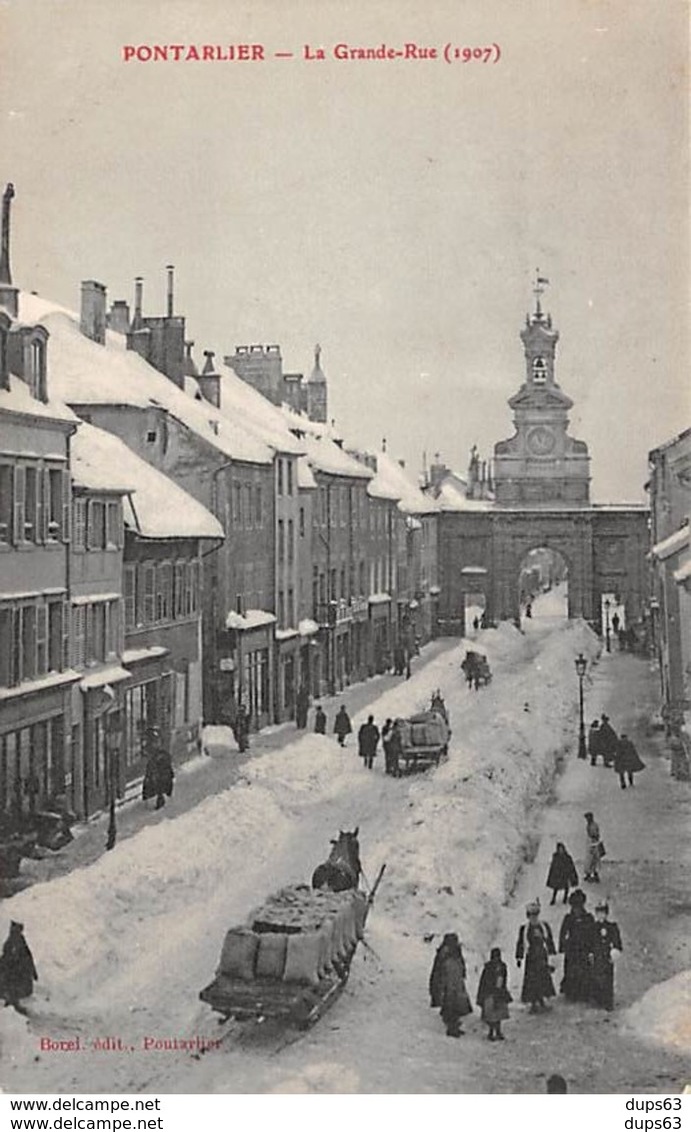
(532, 357, 547, 385)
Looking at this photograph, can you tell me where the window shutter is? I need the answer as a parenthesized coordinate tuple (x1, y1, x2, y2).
(37, 468, 47, 543)
(13, 465, 25, 544)
(62, 469, 71, 543)
(73, 605, 85, 669)
(36, 604, 48, 675)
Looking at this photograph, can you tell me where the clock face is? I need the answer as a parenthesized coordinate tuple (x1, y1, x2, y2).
(527, 426, 556, 456)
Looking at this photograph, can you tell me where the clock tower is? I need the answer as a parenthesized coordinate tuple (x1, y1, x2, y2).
(493, 276, 590, 506)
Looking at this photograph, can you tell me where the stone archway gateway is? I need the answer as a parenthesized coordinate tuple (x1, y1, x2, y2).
(435, 279, 650, 637)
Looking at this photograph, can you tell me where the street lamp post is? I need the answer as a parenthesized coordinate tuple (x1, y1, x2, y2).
(604, 599, 611, 653)
(575, 652, 588, 759)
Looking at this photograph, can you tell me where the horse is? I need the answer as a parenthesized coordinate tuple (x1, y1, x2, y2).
(311, 828, 362, 892)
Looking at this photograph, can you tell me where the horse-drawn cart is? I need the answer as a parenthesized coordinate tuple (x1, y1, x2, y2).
(461, 649, 492, 689)
(200, 833, 385, 1029)
(391, 692, 451, 774)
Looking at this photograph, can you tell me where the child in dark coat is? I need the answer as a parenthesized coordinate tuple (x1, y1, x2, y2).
(477, 947, 512, 1041)
(0, 922, 38, 1014)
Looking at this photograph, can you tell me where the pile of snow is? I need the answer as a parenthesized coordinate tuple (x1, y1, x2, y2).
(625, 970, 691, 1056)
(0, 616, 601, 1093)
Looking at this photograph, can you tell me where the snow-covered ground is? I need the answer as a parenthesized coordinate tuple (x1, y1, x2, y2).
(2, 600, 685, 1093)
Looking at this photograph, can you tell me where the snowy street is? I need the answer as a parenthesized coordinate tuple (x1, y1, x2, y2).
(1, 599, 690, 1094)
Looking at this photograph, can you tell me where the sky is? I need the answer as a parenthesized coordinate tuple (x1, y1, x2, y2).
(1, 0, 688, 502)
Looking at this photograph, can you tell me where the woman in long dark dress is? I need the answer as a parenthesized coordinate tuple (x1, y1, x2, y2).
(429, 933, 473, 1038)
(558, 889, 595, 1002)
(477, 947, 512, 1041)
(546, 842, 579, 905)
(590, 901, 623, 1011)
(516, 900, 556, 1012)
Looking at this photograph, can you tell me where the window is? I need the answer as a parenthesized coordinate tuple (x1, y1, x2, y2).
(88, 501, 106, 550)
(124, 565, 136, 630)
(72, 606, 86, 669)
(299, 506, 305, 538)
(340, 567, 346, 599)
(143, 565, 156, 624)
(106, 501, 121, 548)
(286, 460, 293, 496)
(12, 465, 25, 544)
(278, 589, 285, 627)
(21, 605, 36, 681)
(0, 465, 12, 543)
(24, 466, 38, 542)
(73, 498, 86, 551)
(312, 566, 319, 614)
(156, 563, 172, 621)
(233, 483, 243, 526)
(277, 459, 284, 496)
(189, 560, 199, 614)
(86, 602, 106, 665)
(287, 587, 294, 625)
(108, 600, 121, 657)
(146, 430, 157, 444)
(47, 469, 63, 540)
(254, 485, 262, 526)
(30, 339, 44, 398)
(174, 562, 185, 618)
(48, 602, 63, 672)
(245, 484, 253, 528)
(288, 520, 294, 566)
(278, 519, 285, 563)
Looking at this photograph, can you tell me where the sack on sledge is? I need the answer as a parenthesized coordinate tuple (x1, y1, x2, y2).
(255, 932, 288, 980)
(218, 928, 258, 981)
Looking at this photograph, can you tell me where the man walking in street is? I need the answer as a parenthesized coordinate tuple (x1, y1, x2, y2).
(599, 714, 618, 768)
(614, 732, 646, 789)
(333, 704, 352, 747)
(358, 715, 380, 769)
(588, 719, 603, 766)
(314, 704, 327, 735)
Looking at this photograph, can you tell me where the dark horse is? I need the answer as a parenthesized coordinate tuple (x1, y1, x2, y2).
(311, 828, 362, 892)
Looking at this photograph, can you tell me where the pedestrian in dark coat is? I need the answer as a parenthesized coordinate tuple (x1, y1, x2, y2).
(546, 842, 579, 905)
(516, 901, 556, 1012)
(358, 715, 380, 769)
(598, 714, 618, 767)
(334, 705, 352, 747)
(388, 722, 403, 777)
(233, 703, 250, 753)
(477, 947, 512, 1041)
(588, 720, 603, 766)
(558, 889, 595, 1003)
(153, 752, 174, 810)
(429, 933, 473, 1037)
(295, 685, 309, 730)
(314, 705, 327, 735)
(0, 922, 38, 1013)
(382, 719, 394, 774)
(590, 900, 623, 1011)
(614, 733, 646, 789)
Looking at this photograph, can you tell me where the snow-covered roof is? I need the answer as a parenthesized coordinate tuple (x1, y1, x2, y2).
(673, 558, 691, 584)
(651, 523, 690, 561)
(217, 367, 305, 457)
(297, 456, 317, 490)
(225, 608, 277, 631)
(436, 480, 495, 512)
(18, 294, 273, 467)
(367, 452, 440, 515)
(298, 431, 373, 481)
(298, 618, 319, 636)
(0, 373, 78, 426)
(71, 422, 223, 540)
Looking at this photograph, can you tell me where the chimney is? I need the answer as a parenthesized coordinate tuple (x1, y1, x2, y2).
(0, 183, 19, 319)
(80, 280, 107, 345)
(197, 349, 221, 408)
(184, 340, 199, 378)
(166, 264, 174, 318)
(133, 277, 143, 328)
(106, 299, 130, 335)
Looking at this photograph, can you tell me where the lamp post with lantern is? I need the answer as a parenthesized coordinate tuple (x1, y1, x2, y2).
(604, 598, 611, 653)
(575, 652, 588, 760)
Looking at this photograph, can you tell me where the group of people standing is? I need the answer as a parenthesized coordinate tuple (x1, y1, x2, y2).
(429, 934, 512, 1041)
(586, 713, 645, 790)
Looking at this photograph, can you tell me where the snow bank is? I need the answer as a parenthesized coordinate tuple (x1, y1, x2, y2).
(625, 970, 691, 1056)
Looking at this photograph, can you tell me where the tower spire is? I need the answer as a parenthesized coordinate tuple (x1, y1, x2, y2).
(532, 268, 549, 321)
